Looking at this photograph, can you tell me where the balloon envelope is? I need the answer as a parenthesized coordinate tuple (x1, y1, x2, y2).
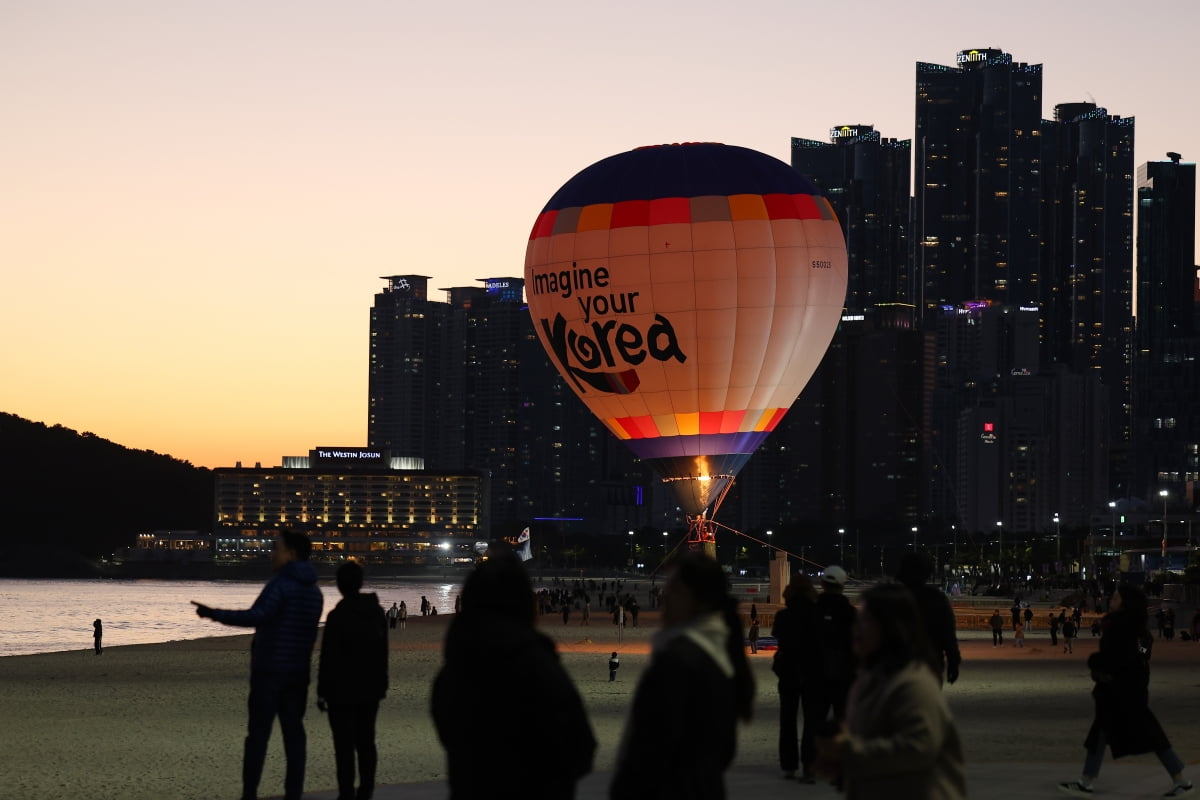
(524, 142, 847, 515)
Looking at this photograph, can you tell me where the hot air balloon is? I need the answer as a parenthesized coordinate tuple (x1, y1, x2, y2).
(524, 143, 847, 557)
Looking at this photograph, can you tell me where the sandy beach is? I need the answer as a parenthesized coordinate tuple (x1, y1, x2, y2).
(2, 604, 1199, 800)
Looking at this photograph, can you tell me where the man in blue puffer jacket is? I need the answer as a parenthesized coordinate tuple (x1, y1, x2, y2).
(194, 530, 324, 800)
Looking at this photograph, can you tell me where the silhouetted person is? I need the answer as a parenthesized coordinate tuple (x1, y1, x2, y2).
(318, 561, 388, 800)
(93, 618, 103, 655)
(609, 652, 620, 682)
(433, 551, 595, 798)
(610, 552, 755, 799)
(896, 552, 961, 686)
(814, 565, 856, 723)
(772, 574, 823, 783)
(1058, 584, 1194, 797)
(193, 530, 324, 800)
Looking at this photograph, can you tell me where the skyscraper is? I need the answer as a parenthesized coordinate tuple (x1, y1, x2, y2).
(913, 49, 1043, 315)
(1134, 153, 1199, 497)
(792, 126, 911, 311)
(368, 275, 455, 464)
(1041, 103, 1136, 492)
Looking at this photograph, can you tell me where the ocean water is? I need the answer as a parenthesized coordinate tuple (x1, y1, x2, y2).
(0, 577, 463, 657)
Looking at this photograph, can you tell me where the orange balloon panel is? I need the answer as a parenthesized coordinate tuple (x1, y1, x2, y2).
(525, 143, 847, 513)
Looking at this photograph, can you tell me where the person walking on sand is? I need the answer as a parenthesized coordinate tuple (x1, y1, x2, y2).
(193, 530, 324, 800)
(433, 551, 595, 798)
(609, 652, 620, 682)
(989, 610, 1005, 647)
(1014, 622, 1025, 648)
(1063, 617, 1078, 654)
(386, 602, 399, 631)
(1050, 612, 1061, 647)
(398, 600, 407, 630)
(1058, 583, 1195, 798)
(93, 618, 103, 655)
(610, 552, 754, 799)
(748, 616, 761, 655)
(317, 561, 387, 800)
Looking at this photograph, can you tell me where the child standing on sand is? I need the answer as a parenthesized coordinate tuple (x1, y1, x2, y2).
(609, 652, 620, 682)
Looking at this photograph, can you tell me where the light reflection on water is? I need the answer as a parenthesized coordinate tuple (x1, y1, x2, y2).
(0, 577, 463, 657)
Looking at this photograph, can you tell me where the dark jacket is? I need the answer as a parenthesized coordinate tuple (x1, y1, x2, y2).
(610, 617, 740, 800)
(317, 592, 388, 704)
(210, 560, 324, 676)
(902, 582, 961, 683)
(1085, 611, 1170, 758)
(816, 591, 857, 681)
(432, 612, 595, 799)
(771, 599, 822, 690)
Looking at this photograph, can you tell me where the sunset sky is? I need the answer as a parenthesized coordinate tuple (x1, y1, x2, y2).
(4, 0, 1198, 469)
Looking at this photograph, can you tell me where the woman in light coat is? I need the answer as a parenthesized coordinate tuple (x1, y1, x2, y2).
(815, 583, 966, 800)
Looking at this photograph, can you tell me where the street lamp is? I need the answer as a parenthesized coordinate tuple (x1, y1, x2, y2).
(627, 530, 635, 564)
(838, 528, 845, 564)
(1160, 490, 1169, 571)
(1109, 500, 1118, 553)
(911, 526, 918, 551)
(996, 521, 1003, 578)
(662, 530, 669, 557)
(1053, 513, 1061, 563)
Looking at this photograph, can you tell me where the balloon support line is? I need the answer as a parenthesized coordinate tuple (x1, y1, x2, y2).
(710, 519, 829, 573)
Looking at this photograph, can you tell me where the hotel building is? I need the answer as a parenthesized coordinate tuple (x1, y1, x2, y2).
(213, 446, 488, 565)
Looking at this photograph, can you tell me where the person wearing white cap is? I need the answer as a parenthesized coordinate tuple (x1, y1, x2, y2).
(813, 565, 857, 730)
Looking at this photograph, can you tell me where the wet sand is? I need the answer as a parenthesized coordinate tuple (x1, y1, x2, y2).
(1, 607, 1198, 799)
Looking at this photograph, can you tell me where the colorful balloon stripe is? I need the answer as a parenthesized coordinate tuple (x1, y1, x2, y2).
(529, 193, 829, 240)
(607, 408, 788, 441)
(622, 431, 773, 460)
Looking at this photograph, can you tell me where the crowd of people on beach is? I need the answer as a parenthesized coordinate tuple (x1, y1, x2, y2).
(176, 528, 1196, 800)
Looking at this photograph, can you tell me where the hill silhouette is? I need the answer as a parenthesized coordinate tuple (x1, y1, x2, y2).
(0, 413, 213, 576)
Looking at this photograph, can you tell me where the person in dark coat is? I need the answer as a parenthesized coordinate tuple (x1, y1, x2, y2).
(432, 551, 595, 799)
(989, 610, 1004, 647)
(194, 530, 324, 800)
(814, 566, 857, 723)
(318, 561, 388, 800)
(772, 574, 824, 783)
(896, 553, 961, 686)
(610, 552, 755, 800)
(1058, 583, 1194, 798)
(92, 618, 103, 655)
